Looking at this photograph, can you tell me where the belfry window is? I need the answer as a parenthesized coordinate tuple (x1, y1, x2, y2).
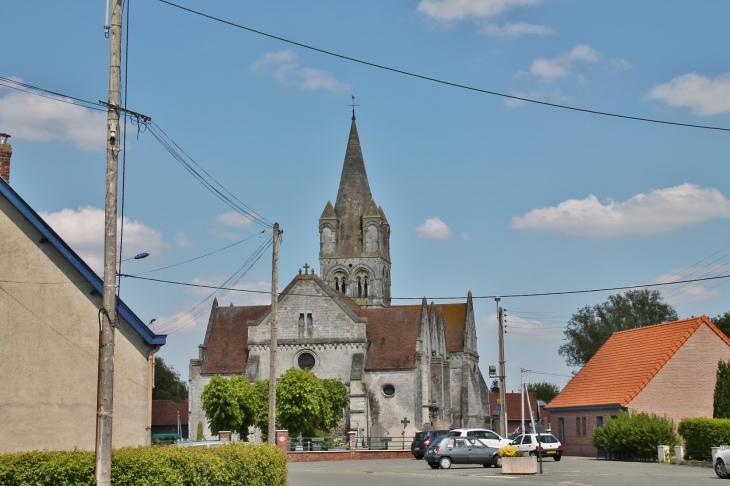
(307, 313, 313, 327)
(364, 279, 369, 297)
(298, 313, 305, 327)
(335, 278, 340, 292)
(357, 278, 362, 297)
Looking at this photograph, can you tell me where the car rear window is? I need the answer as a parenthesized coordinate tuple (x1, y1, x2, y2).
(433, 431, 449, 438)
(447, 431, 460, 436)
(415, 432, 428, 441)
(537, 435, 558, 443)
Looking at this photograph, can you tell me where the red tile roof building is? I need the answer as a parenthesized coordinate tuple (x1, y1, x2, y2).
(546, 316, 730, 456)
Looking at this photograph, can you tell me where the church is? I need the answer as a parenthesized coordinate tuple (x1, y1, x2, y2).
(189, 114, 490, 440)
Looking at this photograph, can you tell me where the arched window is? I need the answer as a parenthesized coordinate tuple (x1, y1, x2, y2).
(364, 278, 369, 297)
(332, 271, 348, 295)
(335, 278, 340, 292)
(357, 278, 362, 297)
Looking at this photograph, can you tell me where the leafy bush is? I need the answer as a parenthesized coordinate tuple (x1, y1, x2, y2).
(590, 411, 679, 461)
(0, 443, 287, 486)
(678, 418, 730, 460)
(498, 445, 523, 457)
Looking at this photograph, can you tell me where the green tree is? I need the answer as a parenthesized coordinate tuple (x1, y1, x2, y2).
(558, 290, 678, 367)
(249, 380, 271, 440)
(490, 379, 500, 393)
(715, 360, 730, 418)
(714, 311, 730, 338)
(321, 378, 350, 431)
(201, 375, 245, 436)
(276, 368, 326, 436)
(526, 381, 560, 403)
(152, 357, 188, 402)
(196, 421, 204, 440)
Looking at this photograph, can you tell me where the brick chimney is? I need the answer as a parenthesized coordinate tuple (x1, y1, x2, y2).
(0, 134, 11, 184)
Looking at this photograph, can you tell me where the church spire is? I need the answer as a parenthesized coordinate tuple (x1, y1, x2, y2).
(334, 117, 372, 219)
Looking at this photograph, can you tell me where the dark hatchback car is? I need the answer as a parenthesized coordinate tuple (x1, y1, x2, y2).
(411, 430, 450, 459)
(423, 437, 502, 469)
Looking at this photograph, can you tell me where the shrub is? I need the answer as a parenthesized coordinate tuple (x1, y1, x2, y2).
(590, 411, 679, 461)
(498, 445, 523, 457)
(0, 443, 287, 486)
(678, 418, 730, 460)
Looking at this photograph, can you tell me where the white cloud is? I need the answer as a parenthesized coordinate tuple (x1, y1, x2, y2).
(417, 0, 543, 22)
(610, 58, 631, 71)
(416, 217, 453, 240)
(215, 211, 252, 228)
(39, 206, 164, 273)
(252, 50, 349, 93)
(530, 45, 598, 81)
(0, 82, 107, 151)
(481, 314, 560, 342)
(174, 232, 193, 248)
(483, 22, 554, 37)
(511, 183, 730, 238)
(653, 266, 724, 305)
(647, 72, 730, 116)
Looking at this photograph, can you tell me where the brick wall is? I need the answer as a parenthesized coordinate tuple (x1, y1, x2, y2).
(548, 407, 621, 457)
(0, 143, 11, 184)
(629, 323, 730, 425)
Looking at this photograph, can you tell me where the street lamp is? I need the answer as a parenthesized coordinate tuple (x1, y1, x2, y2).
(120, 252, 149, 262)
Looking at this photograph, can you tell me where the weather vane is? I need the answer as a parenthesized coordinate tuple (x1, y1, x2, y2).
(349, 95, 359, 119)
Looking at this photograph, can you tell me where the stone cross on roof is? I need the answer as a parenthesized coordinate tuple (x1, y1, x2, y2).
(349, 95, 359, 120)
(303, 263, 310, 274)
(401, 417, 410, 429)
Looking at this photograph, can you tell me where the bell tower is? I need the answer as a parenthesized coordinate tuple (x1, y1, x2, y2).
(319, 113, 391, 307)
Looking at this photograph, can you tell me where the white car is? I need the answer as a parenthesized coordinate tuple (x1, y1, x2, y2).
(511, 433, 563, 461)
(713, 447, 730, 479)
(446, 428, 512, 449)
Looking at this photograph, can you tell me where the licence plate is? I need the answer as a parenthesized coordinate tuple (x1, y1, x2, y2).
(547, 450, 556, 454)
(414, 448, 421, 451)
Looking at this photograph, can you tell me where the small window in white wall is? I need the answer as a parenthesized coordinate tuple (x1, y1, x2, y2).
(306, 313, 313, 327)
(298, 352, 316, 370)
(382, 384, 395, 397)
(298, 313, 305, 327)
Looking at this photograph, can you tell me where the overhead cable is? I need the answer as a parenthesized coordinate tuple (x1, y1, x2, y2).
(158, 0, 730, 133)
(119, 271, 730, 300)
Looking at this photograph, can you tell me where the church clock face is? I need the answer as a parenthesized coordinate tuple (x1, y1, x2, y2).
(297, 352, 316, 370)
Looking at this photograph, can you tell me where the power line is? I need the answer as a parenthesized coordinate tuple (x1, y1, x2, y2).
(130, 230, 268, 275)
(0, 76, 106, 111)
(119, 271, 730, 300)
(158, 0, 730, 133)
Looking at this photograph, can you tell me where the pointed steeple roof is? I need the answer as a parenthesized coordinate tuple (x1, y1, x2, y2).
(363, 197, 380, 218)
(334, 117, 372, 218)
(320, 200, 336, 220)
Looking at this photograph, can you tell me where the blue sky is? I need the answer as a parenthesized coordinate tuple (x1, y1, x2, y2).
(3, 0, 730, 391)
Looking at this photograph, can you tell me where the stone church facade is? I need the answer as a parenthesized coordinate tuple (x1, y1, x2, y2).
(189, 114, 490, 440)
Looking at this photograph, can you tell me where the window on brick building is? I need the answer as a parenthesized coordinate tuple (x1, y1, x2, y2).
(582, 417, 587, 436)
(576, 417, 580, 436)
(559, 418, 566, 443)
(597, 416, 604, 428)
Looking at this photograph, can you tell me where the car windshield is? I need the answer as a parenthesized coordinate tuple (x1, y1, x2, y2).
(415, 432, 428, 441)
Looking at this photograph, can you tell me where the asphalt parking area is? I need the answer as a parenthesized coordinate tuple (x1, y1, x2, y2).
(288, 456, 719, 486)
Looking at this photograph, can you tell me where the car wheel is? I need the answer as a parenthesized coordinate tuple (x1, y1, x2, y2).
(439, 457, 452, 469)
(415, 455, 423, 460)
(482, 463, 492, 468)
(428, 462, 439, 469)
(716, 459, 729, 479)
(553, 455, 561, 462)
(494, 456, 503, 468)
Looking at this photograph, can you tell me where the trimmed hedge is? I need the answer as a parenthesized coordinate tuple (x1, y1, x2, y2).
(678, 418, 730, 460)
(590, 411, 679, 461)
(0, 443, 287, 486)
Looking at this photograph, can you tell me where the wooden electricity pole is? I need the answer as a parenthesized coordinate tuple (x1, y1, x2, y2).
(497, 301, 507, 439)
(95, 0, 122, 483)
(268, 223, 281, 443)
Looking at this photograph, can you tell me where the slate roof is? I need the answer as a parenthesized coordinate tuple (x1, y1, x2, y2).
(201, 303, 268, 375)
(359, 303, 468, 370)
(151, 400, 188, 427)
(0, 177, 165, 346)
(546, 316, 730, 411)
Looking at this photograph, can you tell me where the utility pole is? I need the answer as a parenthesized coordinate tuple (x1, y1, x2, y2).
(496, 299, 507, 439)
(521, 368, 525, 436)
(95, 0, 122, 483)
(268, 223, 281, 444)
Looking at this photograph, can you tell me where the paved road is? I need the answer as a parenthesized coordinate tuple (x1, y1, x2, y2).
(288, 456, 719, 486)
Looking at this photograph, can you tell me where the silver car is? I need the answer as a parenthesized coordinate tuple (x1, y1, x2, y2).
(423, 437, 502, 469)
